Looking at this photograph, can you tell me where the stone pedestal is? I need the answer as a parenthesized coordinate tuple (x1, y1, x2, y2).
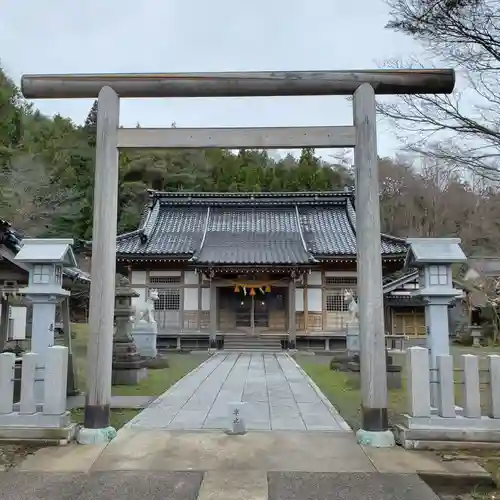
(112, 339, 148, 385)
(131, 321, 158, 358)
(329, 323, 360, 372)
(346, 323, 360, 356)
(112, 274, 147, 386)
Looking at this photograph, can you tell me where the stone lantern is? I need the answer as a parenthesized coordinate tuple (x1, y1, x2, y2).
(406, 237, 466, 406)
(111, 274, 147, 385)
(15, 239, 76, 402)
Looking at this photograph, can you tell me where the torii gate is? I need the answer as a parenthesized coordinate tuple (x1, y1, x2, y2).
(22, 69, 455, 446)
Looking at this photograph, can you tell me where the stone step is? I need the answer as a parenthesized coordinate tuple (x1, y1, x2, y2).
(222, 351, 282, 354)
(224, 342, 281, 347)
(224, 337, 282, 342)
(224, 340, 281, 345)
(224, 340, 281, 346)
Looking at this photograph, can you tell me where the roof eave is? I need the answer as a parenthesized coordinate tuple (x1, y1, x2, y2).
(313, 253, 406, 260)
(116, 253, 194, 261)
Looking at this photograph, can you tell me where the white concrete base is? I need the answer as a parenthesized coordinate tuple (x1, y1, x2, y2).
(356, 429, 395, 448)
(131, 323, 158, 358)
(0, 423, 77, 443)
(394, 423, 500, 450)
(0, 411, 71, 427)
(76, 426, 117, 445)
(346, 323, 360, 356)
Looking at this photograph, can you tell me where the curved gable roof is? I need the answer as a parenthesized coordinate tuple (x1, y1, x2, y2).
(115, 191, 407, 263)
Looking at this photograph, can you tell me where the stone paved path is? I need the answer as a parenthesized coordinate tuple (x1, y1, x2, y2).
(0, 470, 440, 500)
(125, 353, 349, 431)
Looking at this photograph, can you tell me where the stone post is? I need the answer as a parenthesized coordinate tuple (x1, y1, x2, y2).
(24, 295, 62, 403)
(461, 354, 481, 418)
(19, 352, 38, 415)
(488, 355, 500, 419)
(44, 346, 69, 416)
(0, 352, 15, 414)
(437, 354, 455, 418)
(425, 297, 454, 408)
(406, 347, 431, 418)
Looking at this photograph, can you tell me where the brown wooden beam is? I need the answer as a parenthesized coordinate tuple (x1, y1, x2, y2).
(21, 69, 455, 99)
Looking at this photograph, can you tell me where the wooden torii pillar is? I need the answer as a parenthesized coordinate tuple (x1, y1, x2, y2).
(22, 68, 455, 446)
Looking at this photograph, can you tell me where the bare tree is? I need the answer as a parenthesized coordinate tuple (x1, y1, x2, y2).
(378, 154, 500, 253)
(380, 0, 500, 179)
(0, 155, 77, 236)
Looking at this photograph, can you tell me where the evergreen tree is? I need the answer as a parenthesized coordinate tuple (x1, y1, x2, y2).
(0, 66, 355, 238)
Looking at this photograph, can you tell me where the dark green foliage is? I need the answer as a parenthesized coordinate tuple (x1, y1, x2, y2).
(0, 66, 353, 239)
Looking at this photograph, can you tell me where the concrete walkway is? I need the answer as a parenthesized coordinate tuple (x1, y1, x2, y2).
(5, 352, 482, 499)
(8, 431, 476, 499)
(125, 353, 349, 432)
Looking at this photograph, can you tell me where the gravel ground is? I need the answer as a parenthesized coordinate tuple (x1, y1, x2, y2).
(0, 444, 43, 471)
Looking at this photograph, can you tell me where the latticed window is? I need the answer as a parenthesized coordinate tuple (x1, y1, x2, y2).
(33, 264, 52, 284)
(54, 265, 62, 284)
(429, 266, 448, 286)
(149, 276, 181, 284)
(324, 276, 357, 286)
(154, 288, 180, 310)
(326, 292, 353, 312)
(324, 276, 357, 312)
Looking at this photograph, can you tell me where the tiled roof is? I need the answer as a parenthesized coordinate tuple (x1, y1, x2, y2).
(196, 208, 314, 264)
(116, 207, 206, 255)
(115, 191, 408, 264)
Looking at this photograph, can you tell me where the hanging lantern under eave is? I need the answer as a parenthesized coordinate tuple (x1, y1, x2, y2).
(249, 287, 256, 296)
(265, 285, 271, 293)
(234, 285, 240, 293)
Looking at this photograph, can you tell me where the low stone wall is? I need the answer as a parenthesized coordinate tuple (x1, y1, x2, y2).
(0, 346, 75, 442)
(396, 346, 500, 449)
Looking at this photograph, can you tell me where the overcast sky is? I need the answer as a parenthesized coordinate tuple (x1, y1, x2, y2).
(1, 0, 423, 159)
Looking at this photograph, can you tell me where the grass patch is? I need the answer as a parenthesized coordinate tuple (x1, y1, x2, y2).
(66, 323, 210, 427)
(296, 344, 500, 430)
(112, 353, 209, 397)
(296, 354, 406, 430)
(70, 408, 141, 430)
(68, 323, 209, 397)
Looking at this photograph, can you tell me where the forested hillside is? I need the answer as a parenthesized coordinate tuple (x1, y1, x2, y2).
(0, 68, 353, 240)
(2, 65, 500, 255)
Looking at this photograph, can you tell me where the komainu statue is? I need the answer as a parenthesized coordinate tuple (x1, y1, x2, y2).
(343, 289, 359, 323)
(133, 289, 159, 325)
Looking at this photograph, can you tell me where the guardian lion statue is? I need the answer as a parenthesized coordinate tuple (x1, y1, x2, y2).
(343, 289, 359, 323)
(133, 289, 159, 325)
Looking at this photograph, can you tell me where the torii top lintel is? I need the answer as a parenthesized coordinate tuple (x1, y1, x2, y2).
(21, 69, 455, 99)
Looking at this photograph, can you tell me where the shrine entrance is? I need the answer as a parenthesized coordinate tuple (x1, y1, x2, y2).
(235, 294, 268, 332)
(218, 286, 287, 335)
